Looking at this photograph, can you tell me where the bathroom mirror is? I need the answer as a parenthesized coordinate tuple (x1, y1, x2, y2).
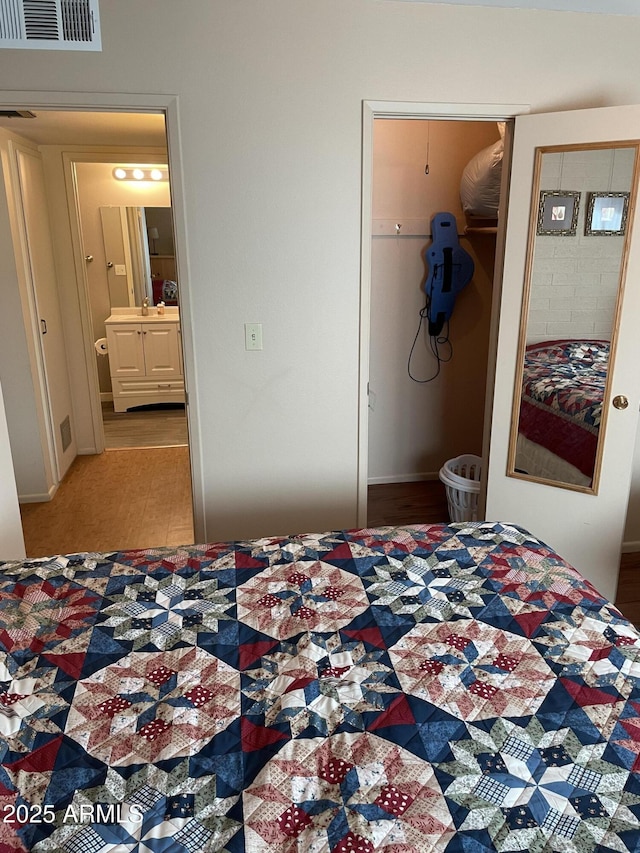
(507, 143, 638, 493)
(100, 205, 176, 309)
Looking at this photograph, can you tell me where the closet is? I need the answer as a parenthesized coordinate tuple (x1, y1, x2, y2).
(367, 118, 502, 490)
(367, 116, 640, 557)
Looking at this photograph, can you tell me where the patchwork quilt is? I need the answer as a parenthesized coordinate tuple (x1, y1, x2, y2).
(518, 339, 609, 479)
(1, 522, 639, 852)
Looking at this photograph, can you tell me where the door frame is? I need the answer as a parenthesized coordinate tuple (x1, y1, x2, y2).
(0, 90, 205, 542)
(61, 146, 171, 455)
(357, 100, 530, 526)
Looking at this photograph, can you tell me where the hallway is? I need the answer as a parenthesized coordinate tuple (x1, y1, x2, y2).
(20, 446, 194, 556)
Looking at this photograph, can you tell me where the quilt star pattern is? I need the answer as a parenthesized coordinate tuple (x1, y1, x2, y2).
(1, 522, 640, 852)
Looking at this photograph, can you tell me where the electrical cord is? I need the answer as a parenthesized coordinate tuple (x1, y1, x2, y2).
(407, 297, 453, 383)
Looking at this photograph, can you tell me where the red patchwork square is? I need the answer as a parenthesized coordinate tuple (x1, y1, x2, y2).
(493, 653, 519, 672)
(332, 832, 374, 853)
(375, 784, 414, 816)
(321, 665, 350, 679)
(0, 692, 27, 707)
(97, 696, 132, 718)
(278, 804, 311, 837)
(420, 659, 444, 676)
(589, 647, 612, 661)
(446, 634, 468, 652)
(147, 665, 175, 686)
(469, 680, 498, 700)
(323, 586, 344, 600)
(138, 719, 170, 741)
(294, 606, 315, 620)
(185, 686, 213, 708)
(318, 757, 353, 784)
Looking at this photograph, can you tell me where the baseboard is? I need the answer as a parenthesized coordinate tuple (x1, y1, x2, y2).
(100, 392, 113, 403)
(368, 472, 440, 485)
(18, 482, 58, 504)
(621, 540, 640, 554)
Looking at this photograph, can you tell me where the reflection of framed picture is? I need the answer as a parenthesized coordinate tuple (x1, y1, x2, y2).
(585, 191, 630, 236)
(536, 190, 581, 236)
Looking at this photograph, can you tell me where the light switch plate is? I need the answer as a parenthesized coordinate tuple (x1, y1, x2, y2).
(245, 323, 263, 350)
(114, 264, 126, 276)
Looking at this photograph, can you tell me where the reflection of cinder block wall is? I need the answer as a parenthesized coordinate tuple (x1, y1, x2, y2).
(526, 148, 633, 344)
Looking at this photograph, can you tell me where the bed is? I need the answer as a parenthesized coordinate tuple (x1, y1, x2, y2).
(1, 521, 639, 852)
(151, 278, 178, 306)
(515, 339, 609, 487)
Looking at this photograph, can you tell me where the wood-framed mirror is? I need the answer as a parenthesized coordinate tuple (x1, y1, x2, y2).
(507, 142, 639, 493)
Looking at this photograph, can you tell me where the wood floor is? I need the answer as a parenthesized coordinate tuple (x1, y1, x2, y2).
(368, 479, 640, 629)
(102, 402, 188, 449)
(367, 479, 449, 527)
(617, 553, 640, 629)
(20, 446, 194, 557)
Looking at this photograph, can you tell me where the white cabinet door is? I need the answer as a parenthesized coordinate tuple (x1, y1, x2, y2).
(106, 325, 145, 377)
(142, 323, 182, 378)
(485, 104, 640, 602)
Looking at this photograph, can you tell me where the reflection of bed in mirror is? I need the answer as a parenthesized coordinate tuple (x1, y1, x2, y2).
(515, 339, 608, 488)
(152, 276, 178, 305)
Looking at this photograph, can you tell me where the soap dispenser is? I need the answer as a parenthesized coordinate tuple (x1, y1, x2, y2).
(142, 296, 150, 316)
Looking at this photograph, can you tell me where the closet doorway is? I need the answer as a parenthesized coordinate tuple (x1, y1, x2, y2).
(359, 102, 525, 527)
(0, 104, 197, 556)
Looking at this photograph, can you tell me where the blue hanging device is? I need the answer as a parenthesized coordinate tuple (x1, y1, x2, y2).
(424, 212, 474, 336)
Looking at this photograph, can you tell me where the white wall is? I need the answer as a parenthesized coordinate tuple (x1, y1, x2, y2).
(2, 1, 640, 544)
(369, 119, 500, 483)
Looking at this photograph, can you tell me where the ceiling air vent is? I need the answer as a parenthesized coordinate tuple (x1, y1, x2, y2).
(0, 0, 101, 50)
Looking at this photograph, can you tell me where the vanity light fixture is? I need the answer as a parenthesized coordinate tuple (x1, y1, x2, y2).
(112, 167, 169, 182)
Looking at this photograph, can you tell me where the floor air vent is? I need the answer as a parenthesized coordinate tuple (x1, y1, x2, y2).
(0, 0, 101, 50)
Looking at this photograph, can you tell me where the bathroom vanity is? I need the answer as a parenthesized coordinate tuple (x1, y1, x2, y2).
(104, 307, 184, 412)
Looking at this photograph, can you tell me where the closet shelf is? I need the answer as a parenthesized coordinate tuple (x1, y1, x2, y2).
(463, 215, 498, 235)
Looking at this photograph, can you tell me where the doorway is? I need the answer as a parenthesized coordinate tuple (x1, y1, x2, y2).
(359, 101, 527, 527)
(0, 103, 197, 556)
(74, 162, 186, 451)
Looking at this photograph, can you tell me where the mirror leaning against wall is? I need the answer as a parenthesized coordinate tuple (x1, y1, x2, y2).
(508, 143, 638, 493)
